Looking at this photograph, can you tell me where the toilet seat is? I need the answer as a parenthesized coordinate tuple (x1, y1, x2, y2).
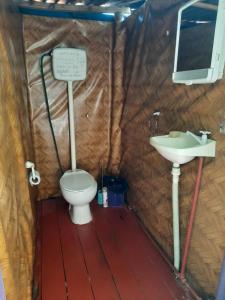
(60, 169, 96, 193)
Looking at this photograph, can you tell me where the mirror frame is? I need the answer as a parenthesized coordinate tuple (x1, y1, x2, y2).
(173, 0, 225, 85)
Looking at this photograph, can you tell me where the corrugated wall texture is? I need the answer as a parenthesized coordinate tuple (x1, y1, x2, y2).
(0, 0, 36, 299)
(23, 16, 125, 200)
(121, 0, 225, 297)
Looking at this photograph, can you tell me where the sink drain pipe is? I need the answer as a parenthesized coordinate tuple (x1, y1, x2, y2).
(180, 157, 204, 279)
(216, 252, 225, 300)
(172, 163, 181, 270)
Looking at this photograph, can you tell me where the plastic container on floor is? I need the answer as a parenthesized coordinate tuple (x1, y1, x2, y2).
(103, 176, 128, 207)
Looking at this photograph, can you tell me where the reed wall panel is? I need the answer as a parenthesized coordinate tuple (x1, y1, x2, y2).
(0, 1, 36, 299)
(121, 0, 225, 297)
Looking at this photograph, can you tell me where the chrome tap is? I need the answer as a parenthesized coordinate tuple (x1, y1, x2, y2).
(149, 111, 161, 135)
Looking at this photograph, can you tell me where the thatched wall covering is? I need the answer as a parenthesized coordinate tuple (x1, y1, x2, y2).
(21, 0, 225, 297)
(121, 0, 225, 297)
(0, 1, 36, 299)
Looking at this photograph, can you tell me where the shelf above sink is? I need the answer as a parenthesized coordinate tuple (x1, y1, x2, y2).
(150, 131, 216, 165)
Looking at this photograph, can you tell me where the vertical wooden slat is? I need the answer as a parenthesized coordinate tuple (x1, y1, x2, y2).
(92, 207, 149, 300)
(93, 204, 193, 300)
(41, 200, 67, 300)
(38, 199, 194, 300)
(77, 222, 121, 300)
(33, 202, 42, 300)
(56, 201, 94, 300)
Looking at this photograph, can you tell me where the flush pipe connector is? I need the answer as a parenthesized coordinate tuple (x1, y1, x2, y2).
(171, 163, 181, 271)
(25, 161, 36, 180)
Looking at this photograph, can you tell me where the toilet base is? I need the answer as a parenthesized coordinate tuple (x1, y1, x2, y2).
(69, 204, 93, 225)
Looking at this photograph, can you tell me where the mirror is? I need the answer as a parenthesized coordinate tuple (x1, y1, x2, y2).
(173, 0, 225, 84)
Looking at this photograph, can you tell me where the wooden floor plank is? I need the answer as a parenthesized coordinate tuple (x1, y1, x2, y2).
(93, 206, 174, 300)
(77, 221, 121, 300)
(56, 201, 94, 300)
(120, 208, 192, 299)
(41, 200, 67, 300)
(101, 205, 192, 300)
(33, 203, 42, 300)
(92, 207, 149, 300)
(38, 199, 194, 300)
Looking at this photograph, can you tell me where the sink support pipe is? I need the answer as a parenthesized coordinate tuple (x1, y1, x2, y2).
(171, 163, 181, 270)
(216, 251, 225, 300)
(180, 158, 204, 279)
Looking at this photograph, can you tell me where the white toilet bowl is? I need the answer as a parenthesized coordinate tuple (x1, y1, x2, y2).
(60, 169, 97, 225)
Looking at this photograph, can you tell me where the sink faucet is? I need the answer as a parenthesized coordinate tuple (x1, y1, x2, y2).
(186, 131, 211, 145)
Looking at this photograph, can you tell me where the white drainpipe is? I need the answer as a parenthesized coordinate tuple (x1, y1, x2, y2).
(171, 163, 181, 270)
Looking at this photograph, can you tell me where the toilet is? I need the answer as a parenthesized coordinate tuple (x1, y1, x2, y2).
(60, 169, 97, 225)
(53, 49, 98, 225)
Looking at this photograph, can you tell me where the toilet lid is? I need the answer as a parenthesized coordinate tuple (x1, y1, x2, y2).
(60, 170, 96, 192)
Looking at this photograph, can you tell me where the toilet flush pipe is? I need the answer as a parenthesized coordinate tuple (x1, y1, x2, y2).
(68, 81, 76, 171)
(180, 157, 204, 279)
(172, 163, 181, 270)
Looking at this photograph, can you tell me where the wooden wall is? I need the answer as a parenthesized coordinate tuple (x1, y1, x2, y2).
(0, 0, 36, 299)
(121, 0, 225, 297)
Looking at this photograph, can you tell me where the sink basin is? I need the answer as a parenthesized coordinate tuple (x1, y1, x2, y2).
(150, 131, 216, 164)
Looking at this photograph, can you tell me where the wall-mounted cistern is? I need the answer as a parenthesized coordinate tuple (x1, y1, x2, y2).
(150, 130, 216, 272)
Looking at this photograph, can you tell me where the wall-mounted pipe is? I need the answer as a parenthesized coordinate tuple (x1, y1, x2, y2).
(171, 163, 181, 270)
(216, 252, 225, 300)
(180, 157, 204, 279)
(68, 81, 76, 171)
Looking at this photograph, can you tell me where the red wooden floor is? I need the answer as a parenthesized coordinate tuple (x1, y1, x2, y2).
(34, 199, 195, 300)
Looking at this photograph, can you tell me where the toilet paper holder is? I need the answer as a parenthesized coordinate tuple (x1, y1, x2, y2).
(25, 161, 41, 186)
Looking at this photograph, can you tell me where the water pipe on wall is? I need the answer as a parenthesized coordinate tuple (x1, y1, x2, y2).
(180, 158, 204, 279)
(172, 157, 204, 273)
(171, 163, 181, 270)
(216, 252, 225, 300)
(68, 81, 76, 171)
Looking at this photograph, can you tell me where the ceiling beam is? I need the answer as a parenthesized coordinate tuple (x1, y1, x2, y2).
(18, 1, 131, 14)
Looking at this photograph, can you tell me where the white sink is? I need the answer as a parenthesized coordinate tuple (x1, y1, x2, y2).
(150, 131, 216, 164)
